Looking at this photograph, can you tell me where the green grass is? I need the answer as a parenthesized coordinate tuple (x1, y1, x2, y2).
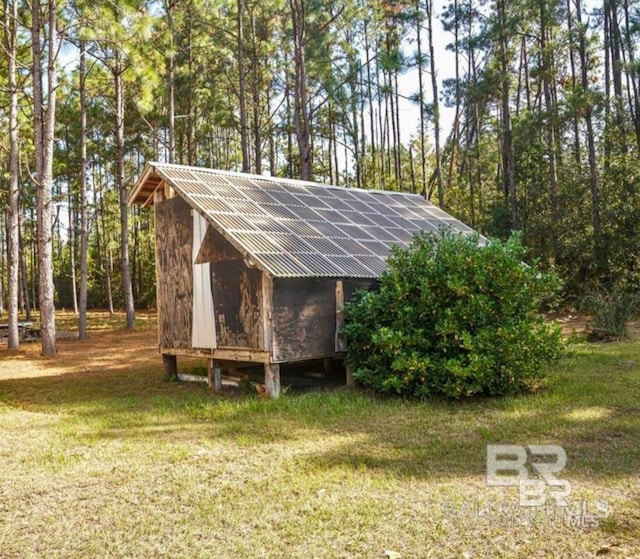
(1, 331, 640, 558)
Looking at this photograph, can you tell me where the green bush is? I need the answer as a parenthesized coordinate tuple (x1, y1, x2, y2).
(580, 288, 640, 341)
(343, 231, 563, 398)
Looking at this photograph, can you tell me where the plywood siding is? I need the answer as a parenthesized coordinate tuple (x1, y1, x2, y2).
(271, 278, 378, 361)
(155, 197, 193, 349)
(271, 278, 336, 362)
(195, 224, 243, 263)
(210, 259, 264, 350)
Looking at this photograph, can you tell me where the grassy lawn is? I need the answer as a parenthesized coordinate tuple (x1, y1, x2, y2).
(1, 311, 639, 558)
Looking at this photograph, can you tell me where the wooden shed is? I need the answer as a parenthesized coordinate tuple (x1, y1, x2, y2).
(128, 163, 474, 396)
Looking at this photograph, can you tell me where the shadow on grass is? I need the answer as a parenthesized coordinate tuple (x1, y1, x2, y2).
(1, 341, 640, 482)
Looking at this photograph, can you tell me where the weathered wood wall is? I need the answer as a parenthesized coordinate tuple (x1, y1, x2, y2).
(155, 197, 193, 349)
(271, 278, 335, 362)
(271, 278, 377, 362)
(196, 225, 264, 349)
(211, 260, 263, 348)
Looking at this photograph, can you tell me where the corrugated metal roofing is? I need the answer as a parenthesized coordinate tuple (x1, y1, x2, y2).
(133, 163, 476, 279)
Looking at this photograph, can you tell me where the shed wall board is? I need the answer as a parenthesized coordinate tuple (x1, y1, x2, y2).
(271, 278, 379, 362)
(155, 197, 193, 349)
(271, 278, 336, 362)
(211, 259, 264, 349)
(195, 225, 243, 263)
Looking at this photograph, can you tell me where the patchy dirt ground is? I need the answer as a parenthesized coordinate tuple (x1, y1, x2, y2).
(0, 311, 161, 381)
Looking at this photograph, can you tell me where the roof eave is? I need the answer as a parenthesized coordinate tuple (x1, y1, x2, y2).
(128, 163, 163, 206)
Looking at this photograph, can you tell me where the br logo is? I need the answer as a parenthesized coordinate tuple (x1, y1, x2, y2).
(486, 444, 571, 507)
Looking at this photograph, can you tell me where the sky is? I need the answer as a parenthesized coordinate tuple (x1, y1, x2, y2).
(397, 1, 458, 145)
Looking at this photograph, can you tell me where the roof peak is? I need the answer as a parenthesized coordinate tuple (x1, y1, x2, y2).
(146, 161, 421, 199)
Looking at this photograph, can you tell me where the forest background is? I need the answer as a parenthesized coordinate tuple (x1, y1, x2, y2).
(1, 0, 639, 355)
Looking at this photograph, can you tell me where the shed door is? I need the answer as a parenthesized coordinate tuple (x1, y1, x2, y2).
(191, 212, 217, 349)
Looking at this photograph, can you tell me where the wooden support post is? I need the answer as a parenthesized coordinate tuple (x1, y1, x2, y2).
(346, 365, 355, 387)
(335, 280, 345, 352)
(264, 363, 280, 398)
(162, 353, 178, 380)
(207, 359, 222, 392)
(323, 357, 332, 374)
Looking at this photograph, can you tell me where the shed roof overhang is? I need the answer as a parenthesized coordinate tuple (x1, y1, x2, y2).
(128, 164, 164, 207)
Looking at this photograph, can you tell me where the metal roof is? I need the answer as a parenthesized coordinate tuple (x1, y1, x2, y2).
(129, 162, 475, 279)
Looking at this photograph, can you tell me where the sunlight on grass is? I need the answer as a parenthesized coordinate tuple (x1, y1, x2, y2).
(563, 407, 615, 422)
(1, 312, 640, 558)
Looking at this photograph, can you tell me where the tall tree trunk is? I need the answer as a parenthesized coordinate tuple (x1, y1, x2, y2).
(283, 50, 294, 176)
(290, 0, 312, 180)
(445, 0, 461, 195)
(166, 0, 176, 164)
(497, 0, 518, 228)
(18, 215, 32, 321)
(33, 0, 58, 355)
(575, 0, 601, 253)
(426, 0, 444, 206)
(393, 68, 402, 185)
(68, 190, 78, 314)
(237, 0, 250, 172)
(540, 0, 559, 225)
(566, 0, 582, 163)
(328, 98, 335, 184)
(187, 7, 195, 165)
(114, 62, 135, 328)
(364, 19, 377, 188)
(79, 38, 89, 339)
(250, 6, 262, 174)
(622, 0, 640, 155)
(416, 7, 427, 198)
(347, 39, 362, 188)
(4, 0, 20, 349)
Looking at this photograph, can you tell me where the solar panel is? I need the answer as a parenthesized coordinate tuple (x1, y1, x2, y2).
(149, 163, 477, 278)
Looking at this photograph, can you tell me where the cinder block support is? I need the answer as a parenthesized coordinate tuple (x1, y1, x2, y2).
(264, 363, 281, 398)
(208, 360, 222, 392)
(162, 354, 178, 380)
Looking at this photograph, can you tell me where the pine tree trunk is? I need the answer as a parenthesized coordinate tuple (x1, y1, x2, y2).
(250, 7, 262, 174)
(415, 8, 427, 198)
(187, 6, 195, 165)
(575, 0, 601, 252)
(426, 0, 444, 207)
(621, 0, 640, 155)
(33, 0, 57, 356)
(18, 216, 31, 321)
(364, 19, 377, 187)
(69, 192, 78, 314)
(79, 38, 89, 339)
(114, 64, 135, 328)
(237, 0, 251, 172)
(290, 0, 312, 180)
(5, 0, 20, 350)
(166, 0, 176, 164)
(540, 0, 559, 224)
(497, 0, 518, 229)
(566, 0, 582, 163)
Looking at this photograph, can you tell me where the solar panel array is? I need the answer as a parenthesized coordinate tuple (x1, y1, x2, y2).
(152, 163, 474, 278)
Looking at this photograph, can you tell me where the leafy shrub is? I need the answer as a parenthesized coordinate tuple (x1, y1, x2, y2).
(342, 231, 563, 398)
(580, 288, 640, 341)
